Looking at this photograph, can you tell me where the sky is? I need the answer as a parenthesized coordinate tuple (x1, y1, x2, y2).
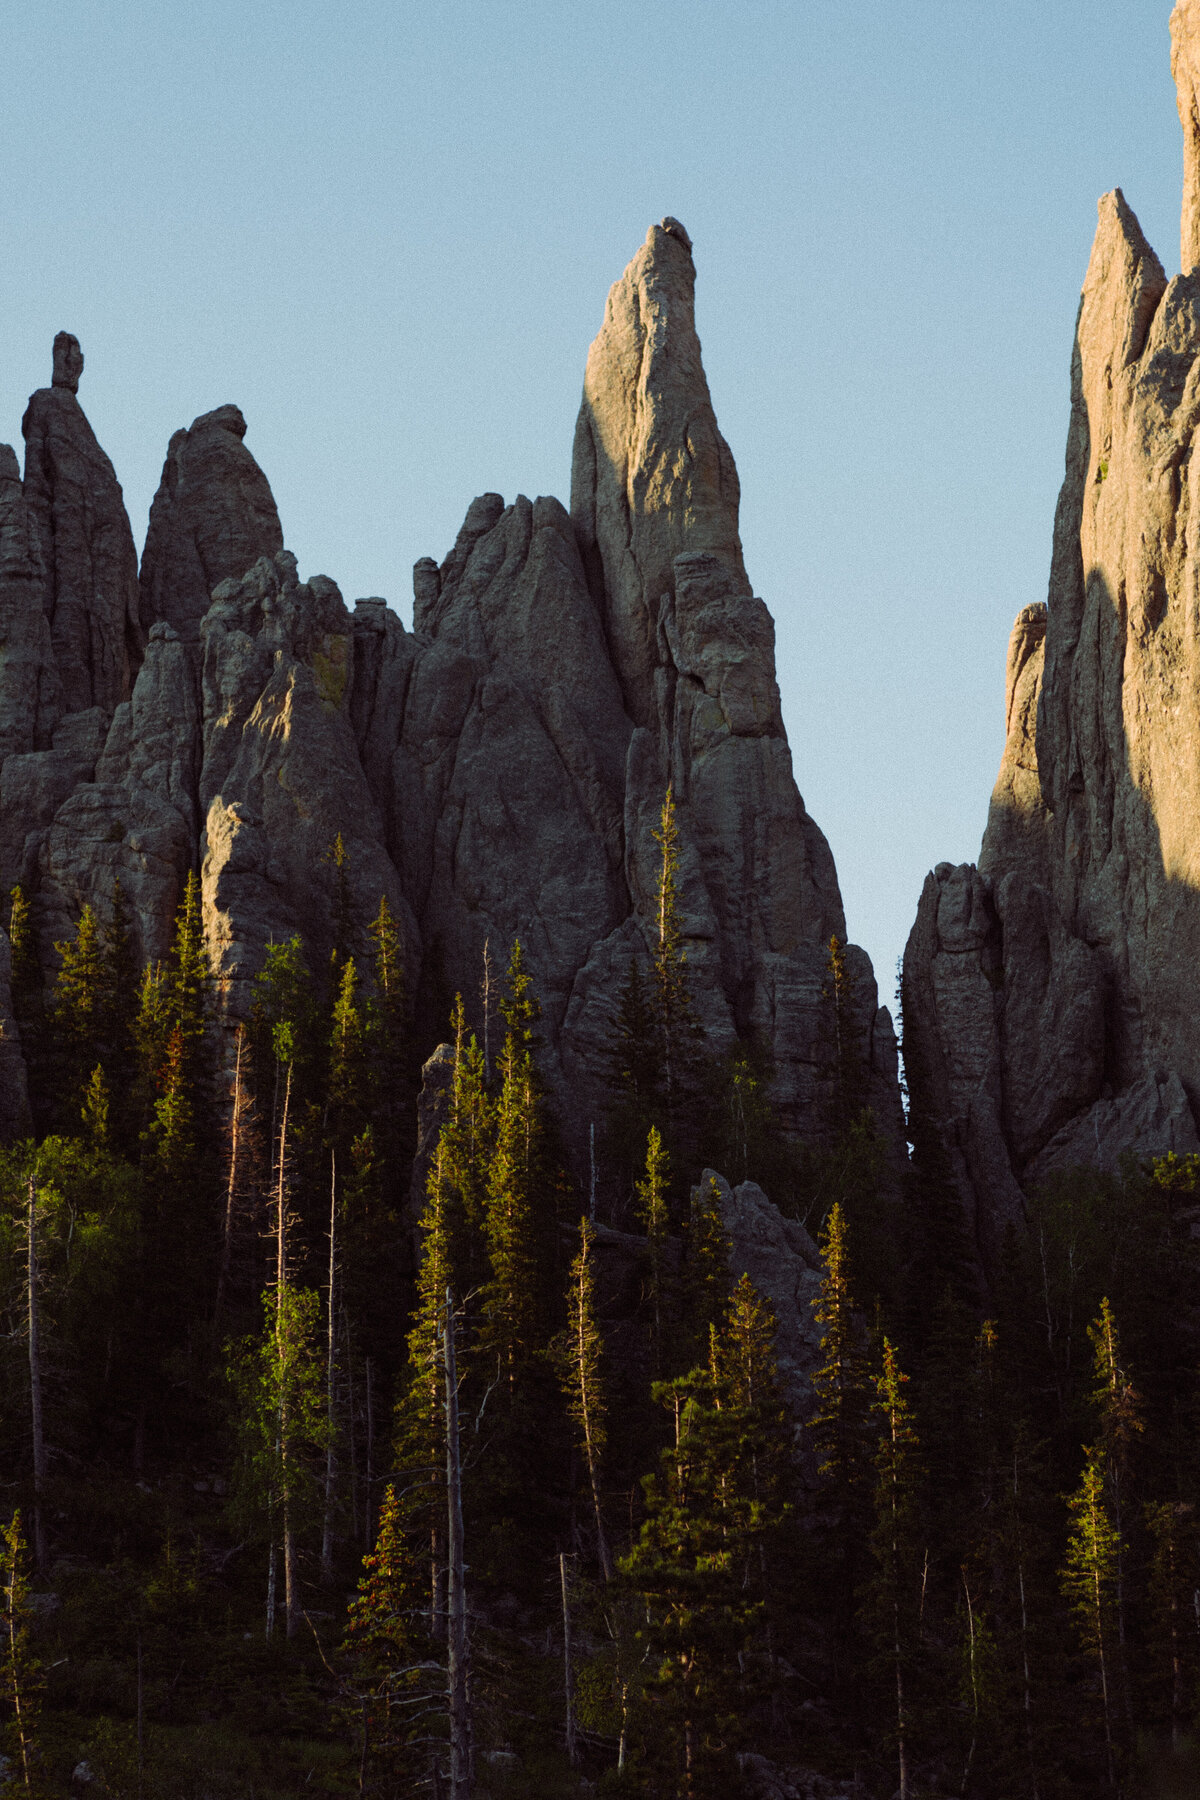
(0, 0, 1186, 1014)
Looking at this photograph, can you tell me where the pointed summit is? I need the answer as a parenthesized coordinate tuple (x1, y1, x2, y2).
(21, 335, 143, 714)
(570, 218, 747, 728)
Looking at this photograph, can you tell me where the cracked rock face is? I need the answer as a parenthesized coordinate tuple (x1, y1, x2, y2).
(21, 341, 143, 717)
(904, 16, 1200, 1261)
(140, 405, 283, 641)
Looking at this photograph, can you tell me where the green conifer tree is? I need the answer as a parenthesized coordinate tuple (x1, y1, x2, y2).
(339, 1482, 428, 1786)
(555, 1218, 613, 1579)
(622, 1284, 786, 1796)
(1144, 1500, 1198, 1749)
(1088, 1296, 1142, 1691)
(480, 944, 546, 1396)
(368, 894, 408, 1176)
(603, 959, 662, 1192)
(863, 1337, 922, 1800)
(680, 1174, 731, 1369)
(636, 1127, 671, 1377)
(1061, 1451, 1121, 1788)
(1, 1510, 43, 1794)
(394, 1142, 457, 1624)
(50, 902, 109, 1120)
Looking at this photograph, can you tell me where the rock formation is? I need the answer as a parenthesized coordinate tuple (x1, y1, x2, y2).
(903, 12, 1200, 1267)
(0, 222, 903, 1193)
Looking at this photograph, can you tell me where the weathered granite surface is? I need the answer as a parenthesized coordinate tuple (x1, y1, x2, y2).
(903, 15, 1200, 1261)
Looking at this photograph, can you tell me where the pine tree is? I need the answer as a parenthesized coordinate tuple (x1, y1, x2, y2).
(368, 893, 408, 1175)
(651, 787, 703, 1156)
(326, 831, 354, 971)
(603, 959, 662, 1192)
(1145, 1500, 1197, 1750)
(166, 873, 209, 1058)
(821, 934, 862, 1135)
(7, 888, 38, 1013)
(622, 1288, 786, 1797)
(1087, 1295, 1142, 1698)
(810, 1204, 873, 1555)
(395, 1142, 456, 1626)
(80, 1064, 111, 1153)
(215, 1024, 259, 1324)
(1061, 1451, 1121, 1788)
(680, 1174, 731, 1368)
(327, 955, 372, 1155)
(863, 1337, 922, 1800)
(340, 1482, 428, 1786)
(231, 1285, 330, 1641)
(1, 1511, 43, 1794)
(480, 943, 546, 1397)
(555, 1218, 613, 1579)
(50, 902, 109, 1119)
(144, 1023, 195, 1176)
(636, 1127, 671, 1377)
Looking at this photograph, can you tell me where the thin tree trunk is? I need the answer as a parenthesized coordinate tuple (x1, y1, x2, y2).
(961, 1568, 978, 1796)
(1017, 1558, 1039, 1800)
(266, 1539, 277, 1639)
(560, 1552, 579, 1768)
(321, 1151, 337, 1583)
(136, 1630, 145, 1800)
(444, 1289, 472, 1799)
(275, 1063, 300, 1639)
(482, 937, 492, 1084)
(575, 1253, 612, 1582)
(215, 1025, 247, 1324)
(589, 1122, 596, 1223)
(27, 1175, 47, 1575)
(1094, 1556, 1115, 1789)
(365, 1356, 374, 1531)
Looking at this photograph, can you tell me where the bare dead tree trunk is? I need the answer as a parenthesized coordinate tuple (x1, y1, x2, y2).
(1017, 1558, 1039, 1799)
(275, 1063, 300, 1639)
(560, 1552, 579, 1768)
(265, 1539, 277, 1639)
(215, 1024, 248, 1325)
(365, 1355, 374, 1529)
(444, 1289, 472, 1800)
(589, 1122, 596, 1223)
(321, 1151, 337, 1583)
(27, 1174, 47, 1575)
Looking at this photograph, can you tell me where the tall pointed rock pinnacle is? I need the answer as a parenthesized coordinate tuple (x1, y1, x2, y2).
(140, 404, 283, 640)
(1172, 0, 1200, 271)
(21, 333, 143, 715)
(570, 217, 747, 729)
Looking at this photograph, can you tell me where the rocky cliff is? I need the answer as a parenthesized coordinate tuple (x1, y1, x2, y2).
(903, 2, 1200, 1269)
(0, 221, 902, 1181)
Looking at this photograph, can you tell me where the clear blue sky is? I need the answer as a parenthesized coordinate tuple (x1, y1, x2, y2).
(0, 1, 1184, 1012)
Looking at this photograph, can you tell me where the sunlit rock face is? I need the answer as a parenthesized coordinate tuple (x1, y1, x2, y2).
(903, 16, 1200, 1265)
(0, 224, 904, 1184)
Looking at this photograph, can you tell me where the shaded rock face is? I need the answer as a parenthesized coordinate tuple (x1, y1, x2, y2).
(904, 24, 1200, 1259)
(140, 406, 283, 641)
(21, 341, 142, 716)
(1, 226, 903, 1184)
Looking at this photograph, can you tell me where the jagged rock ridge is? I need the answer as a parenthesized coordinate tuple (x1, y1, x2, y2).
(903, 5, 1200, 1268)
(0, 223, 903, 1186)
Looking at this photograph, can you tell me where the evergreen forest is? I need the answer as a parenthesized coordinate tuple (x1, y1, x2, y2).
(4, 798, 1200, 1799)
